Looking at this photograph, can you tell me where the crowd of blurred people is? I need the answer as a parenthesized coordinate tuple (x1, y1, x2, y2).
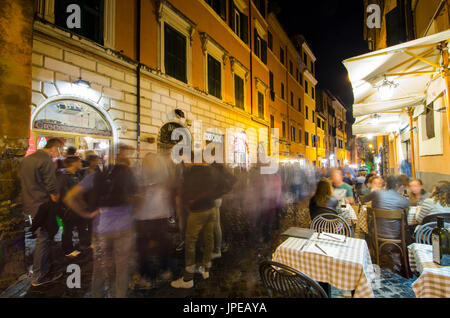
(19, 138, 322, 296)
(19, 138, 450, 295)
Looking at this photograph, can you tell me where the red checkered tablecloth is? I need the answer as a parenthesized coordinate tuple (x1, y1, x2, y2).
(272, 233, 376, 298)
(408, 243, 450, 298)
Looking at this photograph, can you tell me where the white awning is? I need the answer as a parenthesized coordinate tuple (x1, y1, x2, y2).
(343, 29, 450, 135)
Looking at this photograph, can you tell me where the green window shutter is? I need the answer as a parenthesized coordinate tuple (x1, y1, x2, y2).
(208, 55, 221, 99)
(254, 29, 259, 56)
(261, 39, 267, 64)
(258, 92, 264, 118)
(234, 75, 244, 109)
(164, 23, 187, 83)
(241, 13, 248, 44)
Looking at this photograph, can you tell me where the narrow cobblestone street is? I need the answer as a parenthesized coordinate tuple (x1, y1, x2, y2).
(1, 199, 416, 298)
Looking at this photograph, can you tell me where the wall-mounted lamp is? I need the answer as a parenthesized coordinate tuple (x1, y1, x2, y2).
(73, 78, 90, 88)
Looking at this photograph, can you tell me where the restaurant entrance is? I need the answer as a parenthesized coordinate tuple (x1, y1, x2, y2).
(30, 99, 114, 163)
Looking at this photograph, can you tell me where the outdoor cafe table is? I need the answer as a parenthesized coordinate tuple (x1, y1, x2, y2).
(408, 243, 450, 298)
(337, 203, 358, 227)
(272, 233, 376, 298)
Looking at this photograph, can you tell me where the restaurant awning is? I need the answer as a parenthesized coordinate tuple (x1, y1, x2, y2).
(343, 29, 450, 136)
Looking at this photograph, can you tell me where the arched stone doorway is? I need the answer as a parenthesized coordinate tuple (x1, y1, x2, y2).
(30, 99, 115, 163)
(158, 122, 191, 157)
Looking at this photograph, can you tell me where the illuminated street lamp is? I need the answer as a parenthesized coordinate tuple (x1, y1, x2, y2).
(368, 144, 373, 149)
(376, 76, 398, 100)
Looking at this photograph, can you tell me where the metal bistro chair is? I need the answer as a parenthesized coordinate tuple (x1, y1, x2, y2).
(369, 208, 410, 278)
(310, 213, 353, 237)
(259, 261, 328, 298)
(415, 221, 450, 245)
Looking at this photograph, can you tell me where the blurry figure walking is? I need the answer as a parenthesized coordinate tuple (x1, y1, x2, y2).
(171, 160, 235, 288)
(56, 156, 89, 257)
(64, 144, 137, 297)
(133, 152, 176, 288)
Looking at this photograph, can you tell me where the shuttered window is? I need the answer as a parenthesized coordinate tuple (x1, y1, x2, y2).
(55, 0, 104, 45)
(254, 29, 267, 64)
(208, 54, 222, 99)
(258, 92, 264, 118)
(205, 0, 226, 20)
(229, 1, 248, 44)
(164, 23, 187, 83)
(234, 74, 244, 109)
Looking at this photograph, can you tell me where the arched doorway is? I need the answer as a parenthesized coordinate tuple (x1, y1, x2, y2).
(31, 99, 114, 163)
(158, 122, 191, 157)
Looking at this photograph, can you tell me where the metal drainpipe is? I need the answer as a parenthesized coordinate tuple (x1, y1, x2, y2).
(285, 45, 290, 153)
(249, 0, 253, 116)
(136, 0, 141, 158)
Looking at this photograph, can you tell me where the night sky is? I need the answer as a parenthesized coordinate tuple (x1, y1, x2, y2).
(271, 0, 370, 121)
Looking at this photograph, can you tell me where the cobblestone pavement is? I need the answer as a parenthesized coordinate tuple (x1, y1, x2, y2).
(1, 199, 416, 298)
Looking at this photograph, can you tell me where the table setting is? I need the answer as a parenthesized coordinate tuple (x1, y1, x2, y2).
(272, 231, 376, 298)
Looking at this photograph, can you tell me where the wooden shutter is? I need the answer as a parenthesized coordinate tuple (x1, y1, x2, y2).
(261, 39, 267, 64)
(241, 12, 248, 44)
(229, 0, 235, 30)
(219, 0, 226, 20)
(234, 75, 244, 109)
(254, 29, 259, 56)
(208, 55, 221, 99)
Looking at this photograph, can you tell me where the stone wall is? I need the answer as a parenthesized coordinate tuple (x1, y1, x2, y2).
(31, 26, 266, 161)
(0, 0, 34, 291)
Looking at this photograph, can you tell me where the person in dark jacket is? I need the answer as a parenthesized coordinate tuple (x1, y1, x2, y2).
(20, 138, 64, 286)
(171, 158, 235, 289)
(309, 178, 338, 221)
(57, 156, 89, 257)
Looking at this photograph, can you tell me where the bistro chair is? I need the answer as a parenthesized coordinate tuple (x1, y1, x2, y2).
(310, 213, 353, 237)
(259, 261, 328, 298)
(415, 221, 450, 245)
(422, 212, 450, 225)
(368, 208, 410, 278)
(309, 206, 338, 222)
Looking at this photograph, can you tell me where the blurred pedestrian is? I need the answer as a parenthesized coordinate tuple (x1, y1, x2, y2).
(133, 152, 176, 289)
(64, 144, 137, 297)
(20, 138, 64, 286)
(56, 156, 90, 257)
(171, 157, 235, 289)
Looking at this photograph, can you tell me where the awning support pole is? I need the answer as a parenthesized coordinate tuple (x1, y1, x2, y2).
(408, 108, 416, 179)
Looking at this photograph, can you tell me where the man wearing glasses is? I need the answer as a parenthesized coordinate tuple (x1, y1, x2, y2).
(20, 138, 65, 286)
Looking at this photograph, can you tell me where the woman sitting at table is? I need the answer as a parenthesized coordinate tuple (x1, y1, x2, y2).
(309, 178, 338, 221)
(408, 179, 430, 207)
(415, 180, 450, 225)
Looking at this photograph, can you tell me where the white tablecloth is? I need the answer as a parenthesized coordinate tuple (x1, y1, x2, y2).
(408, 243, 450, 298)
